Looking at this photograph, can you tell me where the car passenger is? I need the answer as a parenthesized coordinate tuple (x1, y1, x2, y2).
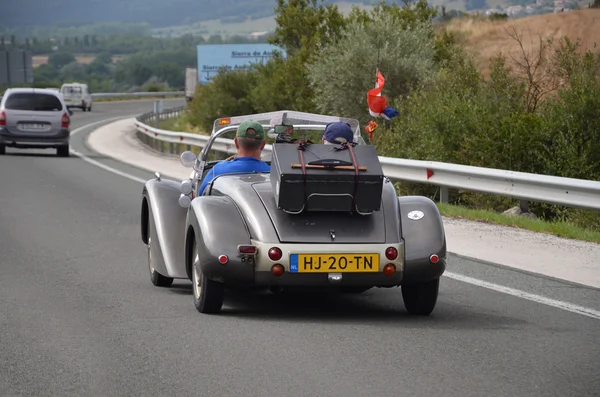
(322, 122, 355, 145)
(199, 120, 271, 195)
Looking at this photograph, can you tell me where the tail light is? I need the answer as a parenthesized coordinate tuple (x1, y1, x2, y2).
(237, 245, 257, 255)
(268, 247, 282, 261)
(0, 111, 6, 126)
(385, 247, 398, 261)
(383, 264, 396, 276)
(271, 264, 284, 277)
(61, 113, 70, 128)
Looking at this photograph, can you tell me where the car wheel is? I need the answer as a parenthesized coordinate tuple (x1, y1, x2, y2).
(401, 277, 440, 316)
(57, 145, 69, 157)
(88, 105, 92, 111)
(0, 145, 5, 155)
(192, 240, 224, 314)
(147, 236, 174, 287)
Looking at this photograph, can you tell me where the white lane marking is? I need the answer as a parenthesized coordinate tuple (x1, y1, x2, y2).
(69, 115, 147, 184)
(73, 118, 600, 321)
(445, 271, 600, 320)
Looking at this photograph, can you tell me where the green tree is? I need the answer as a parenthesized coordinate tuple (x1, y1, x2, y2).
(347, 0, 439, 30)
(252, 0, 347, 113)
(307, 16, 438, 125)
(48, 52, 76, 69)
(270, 0, 347, 60)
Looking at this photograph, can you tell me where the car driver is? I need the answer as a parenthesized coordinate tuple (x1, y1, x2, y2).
(199, 120, 271, 195)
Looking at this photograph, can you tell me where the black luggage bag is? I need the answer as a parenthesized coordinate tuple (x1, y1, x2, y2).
(270, 141, 384, 214)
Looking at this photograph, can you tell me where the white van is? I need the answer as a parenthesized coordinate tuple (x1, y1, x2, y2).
(60, 83, 93, 112)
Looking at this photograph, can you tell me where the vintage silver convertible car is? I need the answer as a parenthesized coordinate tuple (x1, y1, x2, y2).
(140, 110, 447, 315)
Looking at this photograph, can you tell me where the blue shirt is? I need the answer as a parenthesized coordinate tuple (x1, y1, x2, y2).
(199, 156, 271, 195)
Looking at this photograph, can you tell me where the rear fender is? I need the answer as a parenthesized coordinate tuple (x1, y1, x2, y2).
(141, 178, 188, 279)
(398, 196, 447, 284)
(186, 196, 255, 285)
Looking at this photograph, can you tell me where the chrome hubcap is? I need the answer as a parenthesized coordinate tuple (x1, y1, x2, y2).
(192, 243, 202, 299)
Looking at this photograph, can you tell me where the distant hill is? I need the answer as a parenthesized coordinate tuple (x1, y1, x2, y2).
(2, 0, 381, 29)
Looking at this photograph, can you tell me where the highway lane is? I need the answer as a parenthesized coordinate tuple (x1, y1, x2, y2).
(0, 100, 599, 397)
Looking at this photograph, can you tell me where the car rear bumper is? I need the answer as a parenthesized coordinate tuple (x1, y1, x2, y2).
(254, 258, 446, 287)
(0, 127, 70, 148)
(65, 100, 88, 108)
(202, 258, 446, 288)
(255, 270, 405, 287)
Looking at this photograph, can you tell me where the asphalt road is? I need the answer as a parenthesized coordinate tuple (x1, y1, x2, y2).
(1, 100, 599, 397)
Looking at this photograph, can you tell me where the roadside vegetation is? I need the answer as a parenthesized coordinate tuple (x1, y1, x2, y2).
(182, 0, 600, 237)
(0, 33, 267, 93)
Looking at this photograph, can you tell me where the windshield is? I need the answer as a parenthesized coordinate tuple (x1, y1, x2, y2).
(62, 86, 83, 94)
(4, 93, 63, 111)
(212, 110, 367, 145)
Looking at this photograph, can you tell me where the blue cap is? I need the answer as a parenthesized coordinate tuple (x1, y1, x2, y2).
(323, 122, 354, 144)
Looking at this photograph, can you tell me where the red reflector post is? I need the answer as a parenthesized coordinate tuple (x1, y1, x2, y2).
(430, 254, 439, 264)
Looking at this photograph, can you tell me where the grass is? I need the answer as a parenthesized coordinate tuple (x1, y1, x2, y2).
(437, 203, 600, 244)
(158, 114, 208, 135)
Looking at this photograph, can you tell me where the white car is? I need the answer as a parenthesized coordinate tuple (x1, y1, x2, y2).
(60, 83, 93, 112)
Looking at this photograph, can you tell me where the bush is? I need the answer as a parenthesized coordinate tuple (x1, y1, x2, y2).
(186, 67, 258, 133)
(307, 18, 438, 127)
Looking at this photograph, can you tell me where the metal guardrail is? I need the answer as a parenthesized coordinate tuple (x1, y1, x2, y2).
(134, 106, 600, 212)
(91, 91, 184, 99)
(0, 91, 184, 101)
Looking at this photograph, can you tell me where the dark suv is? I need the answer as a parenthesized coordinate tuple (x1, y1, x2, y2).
(0, 88, 72, 157)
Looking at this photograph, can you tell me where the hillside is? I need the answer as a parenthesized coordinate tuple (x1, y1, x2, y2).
(2, 0, 508, 32)
(2, 0, 382, 29)
(443, 8, 600, 77)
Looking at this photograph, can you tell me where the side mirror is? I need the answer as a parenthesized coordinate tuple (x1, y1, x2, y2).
(68, 109, 74, 116)
(180, 151, 197, 168)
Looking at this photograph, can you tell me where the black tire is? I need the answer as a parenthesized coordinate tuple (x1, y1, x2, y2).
(0, 145, 5, 155)
(401, 277, 440, 316)
(88, 105, 92, 112)
(82, 105, 86, 112)
(147, 236, 174, 287)
(191, 240, 224, 314)
(57, 145, 69, 157)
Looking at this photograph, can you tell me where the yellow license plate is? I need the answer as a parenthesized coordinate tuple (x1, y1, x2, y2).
(290, 253, 379, 273)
